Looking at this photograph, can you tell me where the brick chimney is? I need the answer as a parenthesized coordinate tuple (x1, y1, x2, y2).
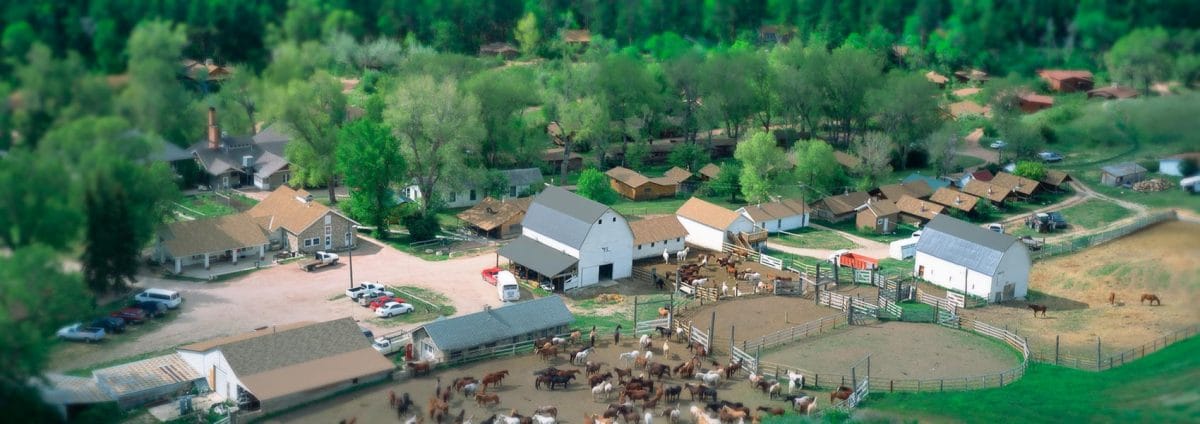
(207, 107, 220, 149)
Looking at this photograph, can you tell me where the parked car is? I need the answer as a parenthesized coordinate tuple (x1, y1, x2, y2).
(57, 323, 106, 343)
(90, 317, 126, 334)
(360, 327, 374, 339)
(132, 301, 168, 318)
(299, 251, 339, 272)
(986, 223, 1004, 233)
(369, 296, 407, 311)
(481, 267, 501, 285)
(346, 282, 387, 300)
(110, 308, 147, 324)
(134, 288, 182, 309)
(372, 337, 404, 355)
(989, 140, 1008, 149)
(358, 290, 397, 306)
(1038, 151, 1064, 162)
(375, 302, 415, 318)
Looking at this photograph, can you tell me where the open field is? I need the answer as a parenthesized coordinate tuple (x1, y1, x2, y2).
(174, 193, 238, 217)
(760, 321, 1020, 380)
(964, 220, 1200, 358)
(860, 334, 1200, 423)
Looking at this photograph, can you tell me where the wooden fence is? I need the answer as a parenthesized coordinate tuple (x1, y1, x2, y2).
(740, 314, 849, 353)
(634, 317, 671, 337)
(915, 288, 959, 315)
(818, 291, 852, 311)
(1030, 324, 1199, 371)
(1031, 211, 1177, 261)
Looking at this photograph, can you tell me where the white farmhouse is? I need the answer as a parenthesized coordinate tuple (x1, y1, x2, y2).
(736, 198, 810, 233)
(499, 186, 633, 290)
(914, 215, 1030, 303)
(403, 168, 544, 208)
(675, 197, 764, 252)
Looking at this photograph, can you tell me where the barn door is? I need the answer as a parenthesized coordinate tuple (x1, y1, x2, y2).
(917, 265, 925, 278)
(1003, 283, 1015, 301)
(208, 366, 216, 390)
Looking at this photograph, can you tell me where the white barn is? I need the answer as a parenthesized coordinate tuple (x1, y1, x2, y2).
(676, 197, 762, 252)
(628, 215, 689, 260)
(736, 198, 810, 233)
(914, 215, 1030, 303)
(499, 186, 633, 290)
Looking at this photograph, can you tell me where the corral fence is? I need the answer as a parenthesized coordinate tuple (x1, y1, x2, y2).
(690, 324, 711, 353)
(1031, 210, 1177, 261)
(1030, 324, 1199, 371)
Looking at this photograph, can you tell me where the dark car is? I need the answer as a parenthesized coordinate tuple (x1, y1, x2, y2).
(91, 317, 127, 334)
(111, 308, 147, 324)
(133, 301, 168, 318)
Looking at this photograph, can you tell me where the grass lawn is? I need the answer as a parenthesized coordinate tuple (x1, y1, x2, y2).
(376, 233, 455, 261)
(860, 334, 1200, 423)
(762, 247, 826, 268)
(613, 193, 743, 217)
(771, 227, 857, 250)
(368, 286, 456, 327)
(174, 193, 237, 218)
(877, 257, 915, 273)
(1058, 199, 1132, 229)
(818, 219, 920, 243)
(1079, 170, 1200, 213)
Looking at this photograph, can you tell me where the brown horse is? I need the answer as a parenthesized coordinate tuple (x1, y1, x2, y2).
(407, 361, 432, 376)
(691, 342, 708, 357)
(482, 370, 509, 389)
(1108, 292, 1116, 306)
(1028, 304, 1048, 317)
(1141, 293, 1162, 305)
(536, 345, 559, 361)
(474, 392, 500, 407)
(830, 386, 853, 404)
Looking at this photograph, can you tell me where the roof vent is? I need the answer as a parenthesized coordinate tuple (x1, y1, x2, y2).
(954, 195, 962, 205)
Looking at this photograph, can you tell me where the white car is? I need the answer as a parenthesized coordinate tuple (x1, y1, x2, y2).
(133, 288, 182, 309)
(989, 140, 1008, 149)
(375, 302, 415, 318)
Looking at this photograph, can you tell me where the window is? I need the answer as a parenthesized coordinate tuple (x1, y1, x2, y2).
(651, 242, 655, 247)
(509, 186, 517, 197)
(324, 215, 332, 224)
(449, 191, 457, 202)
(637, 245, 642, 250)
(304, 239, 311, 247)
(598, 219, 602, 225)
(325, 225, 332, 235)
(309, 237, 320, 246)
(676, 237, 681, 242)
(612, 217, 616, 222)
(325, 236, 331, 248)
(469, 189, 477, 201)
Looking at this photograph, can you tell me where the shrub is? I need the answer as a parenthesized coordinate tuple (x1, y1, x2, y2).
(402, 212, 440, 241)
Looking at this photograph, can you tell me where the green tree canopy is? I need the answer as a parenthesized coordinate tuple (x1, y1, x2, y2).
(575, 168, 619, 205)
(270, 71, 347, 204)
(794, 139, 846, 197)
(336, 120, 405, 238)
(734, 131, 789, 203)
(119, 21, 197, 145)
(1013, 161, 1047, 181)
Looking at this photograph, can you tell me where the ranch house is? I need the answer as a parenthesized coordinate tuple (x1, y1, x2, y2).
(809, 191, 870, 222)
(736, 198, 810, 233)
(914, 215, 1030, 303)
(928, 188, 980, 214)
(675, 197, 765, 252)
(402, 168, 543, 209)
(176, 318, 393, 416)
(629, 215, 689, 260)
(190, 107, 292, 191)
(605, 166, 679, 201)
(855, 198, 900, 234)
(456, 197, 533, 239)
(498, 186, 633, 291)
(246, 186, 359, 254)
(411, 296, 573, 364)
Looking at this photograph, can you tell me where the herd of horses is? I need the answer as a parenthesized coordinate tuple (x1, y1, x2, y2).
(1027, 291, 1163, 317)
(382, 324, 856, 424)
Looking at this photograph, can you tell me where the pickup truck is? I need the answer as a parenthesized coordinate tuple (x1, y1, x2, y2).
(346, 282, 387, 300)
(358, 290, 397, 306)
(57, 323, 106, 343)
(372, 337, 404, 355)
(299, 251, 339, 272)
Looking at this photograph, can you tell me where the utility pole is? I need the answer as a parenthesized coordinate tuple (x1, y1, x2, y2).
(347, 228, 355, 289)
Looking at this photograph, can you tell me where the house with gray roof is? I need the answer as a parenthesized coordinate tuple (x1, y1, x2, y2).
(914, 215, 1030, 303)
(403, 168, 544, 208)
(190, 107, 292, 190)
(411, 296, 573, 363)
(1100, 162, 1148, 187)
(498, 186, 633, 290)
(176, 317, 393, 415)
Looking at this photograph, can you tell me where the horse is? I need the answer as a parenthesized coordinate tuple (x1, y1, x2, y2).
(658, 307, 670, 319)
(753, 380, 771, 393)
(640, 334, 653, 350)
(534, 406, 557, 418)
(572, 347, 594, 365)
(691, 342, 708, 357)
(663, 249, 670, 264)
(696, 370, 721, 386)
(724, 358, 743, 379)
(786, 370, 805, 393)
(585, 361, 604, 376)
(462, 383, 479, 398)
(589, 371, 613, 388)
(407, 361, 432, 377)
(591, 382, 613, 401)
(536, 345, 560, 361)
(1028, 304, 1048, 317)
(756, 406, 786, 416)
(647, 362, 672, 380)
(570, 330, 583, 345)
(792, 396, 817, 415)
(549, 374, 575, 390)
(482, 370, 509, 389)
(719, 406, 746, 424)
(614, 325, 623, 345)
(1108, 292, 1116, 306)
(619, 350, 641, 364)
(830, 386, 853, 404)
(768, 383, 782, 399)
(685, 383, 718, 402)
(475, 392, 501, 407)
(654, 326, 673, 339)
(676, 247, 689, 263)
(1141, 293, 1162, 305)
(613, 367, 633, 383)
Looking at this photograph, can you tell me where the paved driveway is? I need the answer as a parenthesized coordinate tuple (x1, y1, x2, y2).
(51, 237, 504, 371)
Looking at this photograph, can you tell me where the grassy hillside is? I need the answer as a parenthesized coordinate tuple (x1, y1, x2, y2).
(857, 335, 1200, 423)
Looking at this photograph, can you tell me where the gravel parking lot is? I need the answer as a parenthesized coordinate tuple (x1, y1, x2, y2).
(51, 237, 505, 371)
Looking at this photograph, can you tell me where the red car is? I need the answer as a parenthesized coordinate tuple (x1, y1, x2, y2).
(369, 296, 406, 310)
(482, 267, 501, 285)
(110, 307, 147, 324)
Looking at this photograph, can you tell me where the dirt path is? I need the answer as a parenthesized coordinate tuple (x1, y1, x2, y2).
(50, 236, 503, 371)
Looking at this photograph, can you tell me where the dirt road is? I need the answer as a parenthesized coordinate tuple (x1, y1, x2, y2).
(51, 237, 504, 371)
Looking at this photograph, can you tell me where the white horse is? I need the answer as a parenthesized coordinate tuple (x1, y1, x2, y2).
(643, 411, 653, 424)
(662, 341, 670, 357)
(533, 415, 556, 424)
(721, 282, 729, 297)
(639, 334, 652, 350)
(643, 350, 654, 361)
(574, 347, 594, 365)
(786, 370, 805, 393)
(696, 370, 721, 386)
(662, 407, 680, 424)
(676, 247, 689, 263)
(663, 248, 670, 264)
(619, 350, 640, 363)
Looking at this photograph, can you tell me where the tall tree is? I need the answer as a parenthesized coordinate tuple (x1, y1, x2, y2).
(119, 21, 197, 144)
(734, 131, 789, 203)
(336, 120, 405, 238)
(709, 162, 743, 202)
(387, 75, 484, 216)
(575, 168, 619, 205)
(515, 12, 541, 57)
(465, 67, 539, 167)
(868, 71, 944, 168)
(822, 46, 884, 145)
(215, 70, 261, 135)
(793, 139, 846, 197)
(551, 96, 608, 182)
(925, 124, 961, 178)
(11, 44, 86, 145)
(702, 50, 757, 139)
(0, 150, 81, 251)
(1106, 27, 1173, 92)
(773, 43, 828, 137)
(853, 132, 895, 187)
(82, 173, 139, 294)
(595, 53, 661, 166)
(665, 52, 706, 143)
(271, 72, 347, 204)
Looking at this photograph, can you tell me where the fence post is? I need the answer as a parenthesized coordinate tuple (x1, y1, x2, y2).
(755, 345, 762, 373)
(1055, 335, 1060, 365)
(730, 325, 735, 356)
(708, 311, 716, 353)
(1096, 337, 1102, 371)
(633, 296, 639, 330)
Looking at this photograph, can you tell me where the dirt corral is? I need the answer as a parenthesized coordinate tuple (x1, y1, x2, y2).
(272, 332, 819, 423)
(634, 248, 799, 294)
(760, 322, 1020, 381)
(964, 220, 1200, 357)
(679, 291, 876, 353)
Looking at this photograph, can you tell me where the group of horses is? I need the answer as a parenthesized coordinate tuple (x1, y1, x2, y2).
(1028, 291, 1163, 318)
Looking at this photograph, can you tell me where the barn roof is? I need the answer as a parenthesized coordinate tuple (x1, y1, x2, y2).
(629, 215, 689, 245)
(676, 197, 742, 230)
(420, 296, 573, 352)
(1101, 162, 1147, 177)
(917, 215, 1021, 276)
(497, 236, 578, 277)
(523, 186, 613, 249)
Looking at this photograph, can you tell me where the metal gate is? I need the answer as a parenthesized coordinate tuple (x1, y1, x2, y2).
(690, 325, 710, 352)
(635, 317, 671, 337)
(730, 345, 758, 375)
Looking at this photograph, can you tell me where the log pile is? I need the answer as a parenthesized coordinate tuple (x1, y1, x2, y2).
(1132, 178, 1172, 192)
(595, 293, 625, 303)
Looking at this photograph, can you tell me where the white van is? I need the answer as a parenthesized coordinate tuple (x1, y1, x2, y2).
(134, 288, 183, 309)
(496, 271, 520, 302)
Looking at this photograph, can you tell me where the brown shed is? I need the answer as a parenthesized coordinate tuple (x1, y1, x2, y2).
(990, 172, 1040, 198)
(856, 199, 900, 234)
(605, 167, 678, 201)
(1039, 170, 1073, 191)
(456, 197, 532, 239)
(1018, 93, 1055, 113)
(929, 188, 980, 213)
(810, 191, 871, 223)
(1038, 69, 1095, 93)
(894, 195, 945, 225)
(698, 163, 721, 181)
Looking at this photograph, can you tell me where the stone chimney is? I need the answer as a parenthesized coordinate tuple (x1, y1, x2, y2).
(207, 107, 220, 149)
